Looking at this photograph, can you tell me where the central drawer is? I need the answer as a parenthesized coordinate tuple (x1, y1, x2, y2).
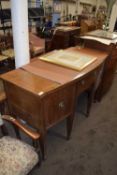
(76, 70, 98, 96)
(43, 84, 76, 128)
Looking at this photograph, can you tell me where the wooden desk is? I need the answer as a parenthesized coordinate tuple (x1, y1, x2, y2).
(1, 47, 107, 159)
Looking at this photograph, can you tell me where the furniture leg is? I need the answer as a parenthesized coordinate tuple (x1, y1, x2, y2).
(1, 124, 8, 136)
(13, 124, 21, 139)
(32, 139, 42, 166)
(39, 132, 46, 160)
(0, 101, 5, 114)
(86, 85, 95, 117)
(66, 114, 74, 140)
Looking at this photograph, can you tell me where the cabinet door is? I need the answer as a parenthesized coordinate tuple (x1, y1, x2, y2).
(43, 84, 76, 128)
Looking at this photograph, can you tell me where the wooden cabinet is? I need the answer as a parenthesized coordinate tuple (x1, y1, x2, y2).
(49, 27, 80, 50)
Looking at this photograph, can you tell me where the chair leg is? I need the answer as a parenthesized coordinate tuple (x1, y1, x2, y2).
(33, 139, 42, 166)
(0, 101, 5, 115)
(1, 125, 8, 136)
(13, 124, 21, 139)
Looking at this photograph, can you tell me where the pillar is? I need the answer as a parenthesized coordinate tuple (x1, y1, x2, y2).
(11, 0, 30, 68)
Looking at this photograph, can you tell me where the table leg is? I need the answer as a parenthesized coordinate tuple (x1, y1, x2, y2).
(66, 114, 74, 140)
(39, 132, 46, 160)
(86, 85, 95, 117)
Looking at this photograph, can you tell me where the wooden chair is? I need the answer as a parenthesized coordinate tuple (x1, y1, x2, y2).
(0, 115, 41, 175)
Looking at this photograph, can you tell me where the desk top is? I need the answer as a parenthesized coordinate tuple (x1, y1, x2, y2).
(23, 47, 107, 84)
(1, 47, 107, 97)
(1, 69, 60, 96)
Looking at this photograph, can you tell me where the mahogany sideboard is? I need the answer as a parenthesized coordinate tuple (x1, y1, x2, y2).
(1, 47, 108, 159)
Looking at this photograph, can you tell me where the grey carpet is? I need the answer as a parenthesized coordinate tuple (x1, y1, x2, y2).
(30, 74, 117, 175)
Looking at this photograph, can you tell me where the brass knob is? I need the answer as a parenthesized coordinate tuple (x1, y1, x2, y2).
(59, 101, 65, 109)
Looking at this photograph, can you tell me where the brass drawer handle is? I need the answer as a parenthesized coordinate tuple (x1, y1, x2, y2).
(59, 101, 65, 109)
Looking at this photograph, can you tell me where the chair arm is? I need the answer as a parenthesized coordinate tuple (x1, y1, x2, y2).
(2, 115, 40, 140)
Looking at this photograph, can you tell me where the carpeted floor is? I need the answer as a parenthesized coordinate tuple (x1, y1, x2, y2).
(29, 74, 117, 175)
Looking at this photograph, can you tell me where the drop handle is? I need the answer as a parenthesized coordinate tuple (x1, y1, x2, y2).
(59, 101, 65, 109)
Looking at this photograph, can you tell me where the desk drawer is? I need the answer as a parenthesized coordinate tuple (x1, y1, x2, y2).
(43, 85, 75, 128)
(76, 70, 98, 95)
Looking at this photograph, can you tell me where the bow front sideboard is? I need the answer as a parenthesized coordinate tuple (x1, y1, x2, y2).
(1, 47, 108, 159)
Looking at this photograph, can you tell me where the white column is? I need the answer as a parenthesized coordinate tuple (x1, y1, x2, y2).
(109, 1, 117, 32)
(11, 0, 30, 68)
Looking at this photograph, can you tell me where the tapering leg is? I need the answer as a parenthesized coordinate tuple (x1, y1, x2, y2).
(39, 132, 46, 160)
(86, 85, 95, 117)
(66, 114, 74, 140)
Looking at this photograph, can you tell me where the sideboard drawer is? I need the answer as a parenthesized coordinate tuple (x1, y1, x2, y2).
(76, 70, 98, 95)
(43, 85, 76, 128)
